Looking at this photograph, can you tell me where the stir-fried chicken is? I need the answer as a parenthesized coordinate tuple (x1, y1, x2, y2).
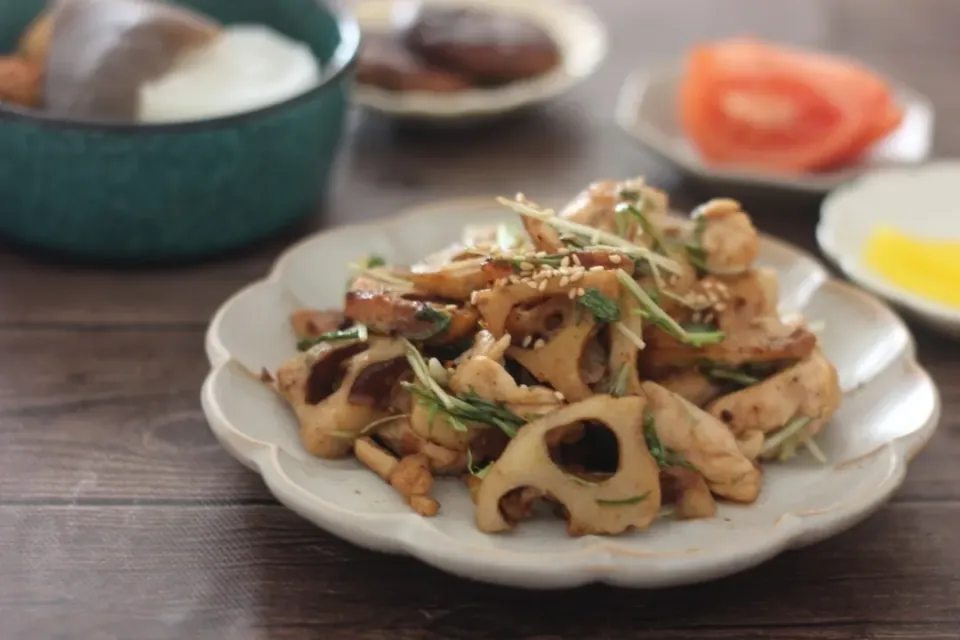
(269, 175, 841, 536)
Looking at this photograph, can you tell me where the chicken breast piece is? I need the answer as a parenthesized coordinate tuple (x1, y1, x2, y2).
(707, 349, 841, 437)
(641, 381, 761, 503)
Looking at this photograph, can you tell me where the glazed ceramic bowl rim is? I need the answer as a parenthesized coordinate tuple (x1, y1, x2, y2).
(0, 0, 360, 133)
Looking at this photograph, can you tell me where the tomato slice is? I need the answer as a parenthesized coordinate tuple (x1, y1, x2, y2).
(680, 39, 903, 173)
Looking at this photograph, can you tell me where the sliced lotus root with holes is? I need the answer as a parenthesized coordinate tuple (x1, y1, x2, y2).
(642, 321, 817, 370)
(640, 381, 761, 503)
(475, 395, 661, 535)
(406, 256, 490, 301)
(475, 271, 619, 401)
(275, 338, 407, 458)
(345, 277, 477, 344)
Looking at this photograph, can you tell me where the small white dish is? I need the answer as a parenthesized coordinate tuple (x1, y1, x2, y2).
(349, 0, 607, 121)
(202, 196, 938, 589)
(818, 161, 960, 338)
(615, 66, 934, 193)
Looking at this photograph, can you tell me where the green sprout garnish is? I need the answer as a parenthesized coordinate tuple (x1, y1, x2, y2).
(644, 410, 697, 471)
(401, 340, 525, 438)
(467, 450, 493, 479)
(496, 195, 682, 275)
(604, 364, 632, 397)
(297, 324, 368, 351)
(616, 269, 725, 347)
(407, 306, 452, 341)
(577, 288, 621, 323)
(699, 363, 761, 388)
(596, 491, 650, 506)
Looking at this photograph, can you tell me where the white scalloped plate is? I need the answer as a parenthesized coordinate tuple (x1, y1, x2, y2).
(202, 197, 939, 589)
(818, 161, 960, 339)
(349, 0, 607, 121)
(615, 66, 934, 193)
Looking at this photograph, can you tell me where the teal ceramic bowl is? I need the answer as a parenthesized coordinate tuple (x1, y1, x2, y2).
(0, 0, 359, 262)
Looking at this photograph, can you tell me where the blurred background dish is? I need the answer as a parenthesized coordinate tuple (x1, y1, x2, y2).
(350, 0, 606, 121)
(0, 0, 358, 262)
(616, 60, 934, 193)
(818, 162, 960, 339)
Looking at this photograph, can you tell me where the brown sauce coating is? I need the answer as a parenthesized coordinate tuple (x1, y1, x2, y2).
(404, 7, 560, 84)
(356, 32, 471, 93)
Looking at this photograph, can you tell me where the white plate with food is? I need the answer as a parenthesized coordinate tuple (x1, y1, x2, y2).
(202, 180, 938, 589)
(615, 39, 934, 193)
(349, 0, 606, 120)
(818, 162, 960, 339)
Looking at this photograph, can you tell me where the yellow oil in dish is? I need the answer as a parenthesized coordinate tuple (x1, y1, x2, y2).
(863, 225, 960, 309)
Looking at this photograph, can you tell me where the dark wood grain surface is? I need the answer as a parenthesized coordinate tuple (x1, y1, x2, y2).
(3, 1, 959, 638)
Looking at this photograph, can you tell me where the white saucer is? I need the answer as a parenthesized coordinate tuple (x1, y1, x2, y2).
(349, 0, 607, 121)
(818, 162, 960, 338)
(615, 65, 934, 193)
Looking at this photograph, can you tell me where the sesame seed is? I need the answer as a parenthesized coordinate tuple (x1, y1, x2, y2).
(536, 251, 548, 258)
(560, 256, 571, 268)
(519, 384, 529, 390)
(590, 266, 604, 272)
(445, 304, 457, 311)
(537, 280, 548, 292)
(609, 254, 622, 264)
(559, 276, 570, 287)
(470, 291, 478, 305)
(520, 261, 535, 271)
(570, 271, 584, 283)
(577, 287, 586, 297)
(571, 254, 582, 266)
(554, 391, 565, 402)
(522, 335, 533, 347)
(526, 280, 539, 290)
(533, 339, 546, 349)
(568, 289, 578, 299)
(508, 275, 520, 284)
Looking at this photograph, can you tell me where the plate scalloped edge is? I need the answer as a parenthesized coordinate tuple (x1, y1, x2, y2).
(202, 197, 940, 589)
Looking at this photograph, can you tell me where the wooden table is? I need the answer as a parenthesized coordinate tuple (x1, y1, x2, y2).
(3, 1, 959, 638)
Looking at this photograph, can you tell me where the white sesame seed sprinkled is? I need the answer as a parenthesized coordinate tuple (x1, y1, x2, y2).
(560, 256, 571, 268)
(554, 391, 565, 402)
(470, 291, 478, 305)
(570, 271, 584, 283)
(520, 261, 535, 271)
(559, 276, 570, 287)
(571, 254, 582, 266)
(568, 289, 578, 299)
(537, 280, 548, 292)
(533, 338, 546, 349)
(519, 384, 529, 390)
(536, 251, 548, 258)
(445, 304, 458, 311)
(526, 280, 539, 290)
(609, 254, 622, 264)
(577, 287, 586, 297)
(522, 335, 533, 347)
(589, 265, 604, 272)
